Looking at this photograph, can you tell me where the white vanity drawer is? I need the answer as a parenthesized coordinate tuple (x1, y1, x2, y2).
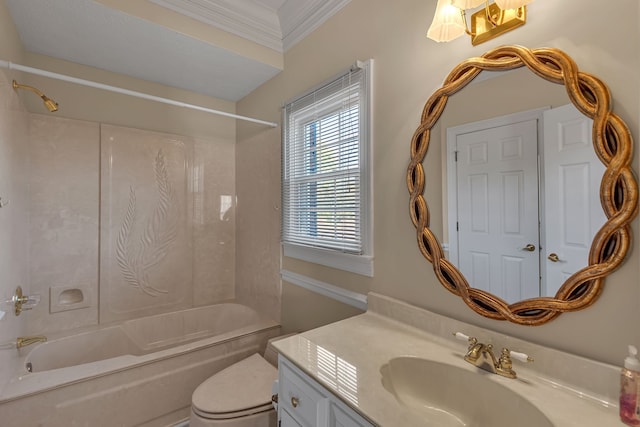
(279, 359, 328, 427)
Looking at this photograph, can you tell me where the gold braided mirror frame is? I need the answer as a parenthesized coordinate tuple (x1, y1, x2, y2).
(407, 45, 638, 325)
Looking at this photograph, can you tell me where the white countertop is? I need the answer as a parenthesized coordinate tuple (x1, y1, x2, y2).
(273, 294, 623, 426)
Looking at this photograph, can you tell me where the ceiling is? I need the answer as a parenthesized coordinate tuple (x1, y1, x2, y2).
(4, 0, 350, 101)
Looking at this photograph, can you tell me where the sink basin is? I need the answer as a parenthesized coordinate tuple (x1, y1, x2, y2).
(380, 357, 553, 427)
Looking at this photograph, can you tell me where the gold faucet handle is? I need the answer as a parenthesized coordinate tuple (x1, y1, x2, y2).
(499, 348, 512, 364)
(508, 349, 533, 363)
(453, 332, 478, 349)
(496, 348, 517, 378)
(496, 348, 533, 379)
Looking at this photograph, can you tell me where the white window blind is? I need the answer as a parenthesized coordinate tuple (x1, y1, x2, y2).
(282, 60, 372, 259)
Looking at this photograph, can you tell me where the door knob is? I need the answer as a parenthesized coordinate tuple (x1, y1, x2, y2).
(548, 253, 560, 262)
(522, 244, 536, 252)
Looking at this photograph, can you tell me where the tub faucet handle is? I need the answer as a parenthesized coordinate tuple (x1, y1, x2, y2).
(6, 286, 41, 316)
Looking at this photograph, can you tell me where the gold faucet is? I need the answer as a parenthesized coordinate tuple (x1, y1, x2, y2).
(459, 335, 532, 379)
(16, 335, 47, 349)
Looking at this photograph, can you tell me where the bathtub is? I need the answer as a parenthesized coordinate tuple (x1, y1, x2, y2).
(0, 303, 280, 427)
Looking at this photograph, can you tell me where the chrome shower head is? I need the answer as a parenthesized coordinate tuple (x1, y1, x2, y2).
(12, 80, 59, 112)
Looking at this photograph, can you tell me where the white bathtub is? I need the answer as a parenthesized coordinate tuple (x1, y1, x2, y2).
(0, 303, 280, 427)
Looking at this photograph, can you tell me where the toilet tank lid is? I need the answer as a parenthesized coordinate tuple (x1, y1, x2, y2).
(192, 353, 278, 414)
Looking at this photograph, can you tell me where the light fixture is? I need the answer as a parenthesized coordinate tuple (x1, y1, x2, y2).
(427, 0, 532, 45)
(12, 80, 59, 112)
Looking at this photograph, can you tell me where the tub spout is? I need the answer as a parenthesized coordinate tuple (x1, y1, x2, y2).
(16, 335, 47, 349)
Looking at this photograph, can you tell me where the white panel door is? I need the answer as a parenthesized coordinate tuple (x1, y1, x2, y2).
(542, 104, 606, 296)
(456, 119, 540, 303)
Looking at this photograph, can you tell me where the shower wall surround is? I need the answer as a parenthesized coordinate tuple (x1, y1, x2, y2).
(101, 125, 194, 323)
(26, 114, 236, 334)
(28, 116, 99, 332)
(0, 71, 29, 380)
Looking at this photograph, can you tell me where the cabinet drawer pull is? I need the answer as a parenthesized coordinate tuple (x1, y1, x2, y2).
(291, 396, 299, 408)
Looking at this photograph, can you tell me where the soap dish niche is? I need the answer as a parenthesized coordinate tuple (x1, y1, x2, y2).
(50, 286, 91, 313)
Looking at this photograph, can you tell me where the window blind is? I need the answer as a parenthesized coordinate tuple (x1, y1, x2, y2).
(282, 64, 369, 255)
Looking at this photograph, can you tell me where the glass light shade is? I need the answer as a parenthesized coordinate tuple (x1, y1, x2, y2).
(452, 0, 485, 8)
(427, 0, 466, 42)
(494, 0, 532, 9)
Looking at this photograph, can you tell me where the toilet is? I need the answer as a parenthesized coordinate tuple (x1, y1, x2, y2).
(189, 334, 294, 427)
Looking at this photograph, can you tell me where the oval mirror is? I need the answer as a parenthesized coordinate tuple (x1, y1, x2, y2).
(407, 46, 638, 325)
(436, 68, 601, 304)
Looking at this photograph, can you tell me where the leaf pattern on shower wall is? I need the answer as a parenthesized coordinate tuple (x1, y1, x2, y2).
(116, 149, 178, 297)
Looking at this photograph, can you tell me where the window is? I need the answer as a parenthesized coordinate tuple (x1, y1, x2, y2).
(282, 60, 373, 276)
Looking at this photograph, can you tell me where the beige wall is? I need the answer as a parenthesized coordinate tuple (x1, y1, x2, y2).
(237, 0, 640, 366)
(234, 120, 283, 321)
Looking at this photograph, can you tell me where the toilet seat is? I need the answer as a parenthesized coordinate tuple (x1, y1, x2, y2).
(192, 353, 278, 421)
(192, 403, 274, 420)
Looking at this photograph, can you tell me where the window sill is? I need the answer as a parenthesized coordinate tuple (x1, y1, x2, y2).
(282, 242, 374, 277)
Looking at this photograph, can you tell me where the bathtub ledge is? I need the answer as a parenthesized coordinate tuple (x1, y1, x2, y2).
(0, 319, 279, 402)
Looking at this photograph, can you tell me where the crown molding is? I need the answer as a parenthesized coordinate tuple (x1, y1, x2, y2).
(150, 0, 351, 53)
(279, 0, 351, 51)
(150, 0, 284, 51)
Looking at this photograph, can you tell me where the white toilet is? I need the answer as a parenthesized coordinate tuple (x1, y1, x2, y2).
(189, 335, 292, 427)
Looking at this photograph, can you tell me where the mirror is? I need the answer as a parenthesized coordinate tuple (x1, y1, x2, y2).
(438, 70, 605, 304)
(407, 46, 638, 325)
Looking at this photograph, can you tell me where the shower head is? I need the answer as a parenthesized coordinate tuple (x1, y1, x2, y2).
(41, 96, 59, 113)
(12, 80, 59, 112)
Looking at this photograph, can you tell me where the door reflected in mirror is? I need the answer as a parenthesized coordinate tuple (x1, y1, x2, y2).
(444, 103, 606, 304)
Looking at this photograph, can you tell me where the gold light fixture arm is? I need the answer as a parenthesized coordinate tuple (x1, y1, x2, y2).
(470, 3, 526, 45)
(483, 0, 501, 26)
(459, 0, 503, 37)
(12, 80, 58, 112)
(459, 8, 474, 36)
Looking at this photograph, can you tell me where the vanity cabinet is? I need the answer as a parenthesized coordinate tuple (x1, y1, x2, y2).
(278, 356, 373, 427)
